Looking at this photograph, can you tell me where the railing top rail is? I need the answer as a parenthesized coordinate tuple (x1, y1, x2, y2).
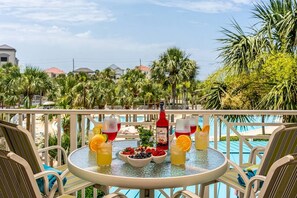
(1, 109, 297, 115)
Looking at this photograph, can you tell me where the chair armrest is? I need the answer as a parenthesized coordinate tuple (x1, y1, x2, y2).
(34, 170, 65, 196)
(172, 190, 200, 198)
(227, 159, 250, 186)
(244, 175, 266, 198)
(60, 168, 69, 180)
(248, 146, 266, 164)
(38, 145, 68, 165)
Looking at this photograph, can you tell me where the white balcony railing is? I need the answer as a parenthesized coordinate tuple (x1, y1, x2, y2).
(0, 109, 296, 197)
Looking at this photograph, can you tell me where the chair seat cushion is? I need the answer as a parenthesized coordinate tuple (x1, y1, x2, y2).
(217, 163, 252, 193)
(237, 164, 259, 187)
(36, 164, 67, 194)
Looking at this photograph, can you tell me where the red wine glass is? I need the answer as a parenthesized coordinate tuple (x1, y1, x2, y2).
(102, 116, 118, 141)
(175, 118, 191, 138)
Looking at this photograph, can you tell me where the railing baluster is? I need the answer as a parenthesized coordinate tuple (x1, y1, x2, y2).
(18, 113, 22, 126)
(70, 113, 77, 152)
(81, 115, 86, 146)
(214, 116, 218, 149)
(239, 137, 243, 165)
(226, 125, 230, 160)
(44, 114, 49, 165)
(5, 113, 9, 122)
(32, 114, 36, 140)
(57, 114, 62, 166)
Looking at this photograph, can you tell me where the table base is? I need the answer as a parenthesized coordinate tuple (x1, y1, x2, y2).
(140, 189, 155, 198)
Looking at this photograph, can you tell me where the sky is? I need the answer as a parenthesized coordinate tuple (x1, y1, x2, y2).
(0, 0, 263, 80)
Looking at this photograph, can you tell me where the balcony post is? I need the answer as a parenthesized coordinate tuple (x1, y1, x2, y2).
(70, 113, 77, 152)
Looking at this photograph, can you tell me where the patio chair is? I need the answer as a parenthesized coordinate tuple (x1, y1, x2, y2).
(244, 153, 297, 198)
(0, 150, 69, 198)
(199, 124, 297, 197)
(0, 120, 94, 197)
(172, 153, 297, 198)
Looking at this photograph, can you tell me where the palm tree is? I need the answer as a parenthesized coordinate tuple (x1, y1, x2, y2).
(20, 66, 52, 130)
(118, 69, 146, 109)
(213, 0, 297, 129)
(54, 73, 77, 109)
(218, 20, 268, 74)
(151, 47, 198, 109)
(253, 0, 297, 53)
(72, 72, 91, 109)
(259, 80, 297, 122)
(219, 0, 297, 74)
(0, 63, 22, 108)
(140, 79, 164, 109)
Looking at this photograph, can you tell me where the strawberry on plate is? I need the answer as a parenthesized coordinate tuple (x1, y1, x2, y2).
(146, 147, 166, 156)
(122, 147, 135, 155)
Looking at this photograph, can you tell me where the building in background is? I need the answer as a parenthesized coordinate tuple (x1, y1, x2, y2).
(135, 65, 150, 78)
(73, 67, 95, 74)
(107, 64, 124, 79)
(44, 67, 65, 78)
(0, 44, 18, 66)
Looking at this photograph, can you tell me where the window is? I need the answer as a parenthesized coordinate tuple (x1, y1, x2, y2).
(1, 57, 8, 62)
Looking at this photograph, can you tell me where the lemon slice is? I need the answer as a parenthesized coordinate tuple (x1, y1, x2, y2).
(176, 135, 192, 152)
(93, 124, 103, 134)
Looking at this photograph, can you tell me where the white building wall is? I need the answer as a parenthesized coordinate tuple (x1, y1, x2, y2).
(0, 47, 18, 66)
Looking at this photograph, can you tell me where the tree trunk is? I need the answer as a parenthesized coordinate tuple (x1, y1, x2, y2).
(26, 96, 33, 131)
(172, 83, 177, 109)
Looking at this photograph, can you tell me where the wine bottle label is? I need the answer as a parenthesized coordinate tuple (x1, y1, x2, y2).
(156, 127, 168, 144)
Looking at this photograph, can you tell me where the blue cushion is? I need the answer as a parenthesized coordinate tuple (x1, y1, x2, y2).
(36, 164, 67, 194)
(237, 165, 258, 187)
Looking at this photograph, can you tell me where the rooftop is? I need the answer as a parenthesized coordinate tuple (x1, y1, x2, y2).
(73, 67, 94, 73)
(0, 44, 16, 51)
(135, 65, 150, 72)
(44, 67, 65, 74)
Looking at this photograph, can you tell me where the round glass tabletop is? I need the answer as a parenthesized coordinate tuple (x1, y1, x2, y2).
(68, 140, 227, 189)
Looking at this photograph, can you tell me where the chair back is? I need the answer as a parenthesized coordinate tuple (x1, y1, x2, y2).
(257, 124, 297, 176)
(0, 120, 44, 174)
(259, 153, 297, 198)
(0, 150, 42, 198)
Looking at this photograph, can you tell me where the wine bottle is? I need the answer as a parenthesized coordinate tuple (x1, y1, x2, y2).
(156, 101, 169, 150)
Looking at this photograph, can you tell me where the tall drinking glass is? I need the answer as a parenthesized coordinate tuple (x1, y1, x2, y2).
(96, 142, 112, 166)
(102, 116, 118, 141)
(175, 118, 191, 138)
(170, 140, 186, 166)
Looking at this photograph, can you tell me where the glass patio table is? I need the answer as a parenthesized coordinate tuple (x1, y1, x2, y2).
(68, 140, 227, 198)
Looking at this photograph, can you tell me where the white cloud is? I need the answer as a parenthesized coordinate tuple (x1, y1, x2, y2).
(0, 0, 114, 23)
(75, 31, 91, 38)
(148, 0, 253, 13)
(231, 0, 255, 4)
(0, 23, 171, 70)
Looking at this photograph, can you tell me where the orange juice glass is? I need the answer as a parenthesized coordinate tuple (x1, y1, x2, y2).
(195, 132, 209, 150)
(170, 142, 186, 165)
(96, 142, 112, 166)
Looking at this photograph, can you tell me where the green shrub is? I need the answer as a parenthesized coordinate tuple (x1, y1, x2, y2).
(220, 136, 240, 141)
(77, 186, 105, 198)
